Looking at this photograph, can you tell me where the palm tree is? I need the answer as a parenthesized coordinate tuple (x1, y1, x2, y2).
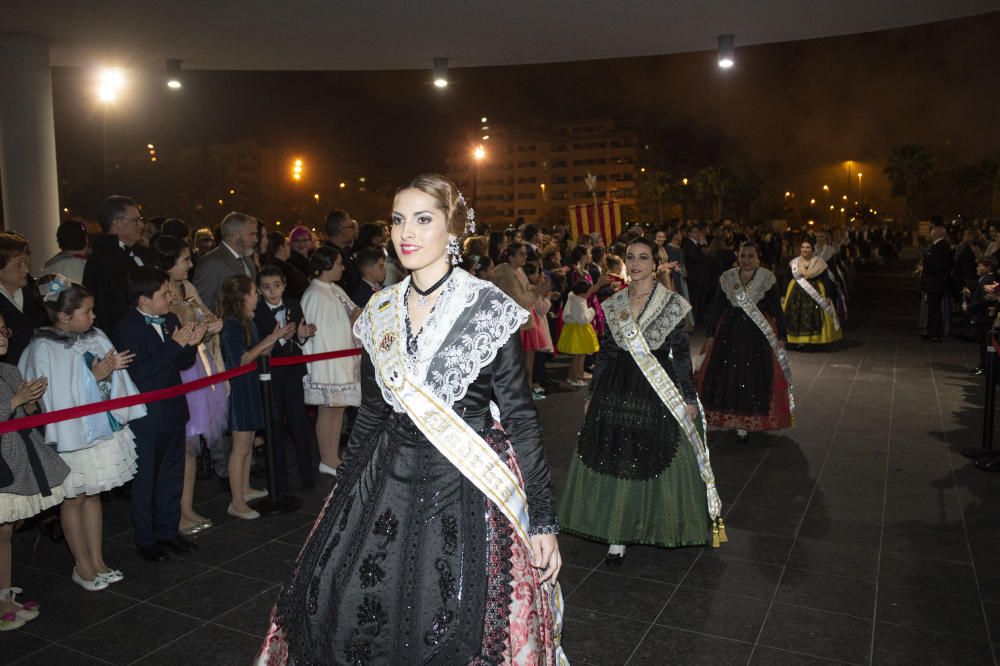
(695, 166, 729, 222)
(883, 144, 935, 229)
(640, 171, 676, 224)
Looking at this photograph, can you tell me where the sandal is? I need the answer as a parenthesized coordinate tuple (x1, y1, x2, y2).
(0, 588, 38, 622)
(0, 611, 25, 631)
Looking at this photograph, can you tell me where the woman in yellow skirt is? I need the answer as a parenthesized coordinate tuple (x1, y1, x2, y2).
(558, 281, 600, 386)
(782, 239, 842, 347)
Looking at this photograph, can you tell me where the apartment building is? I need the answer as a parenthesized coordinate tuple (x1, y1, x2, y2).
(445, 119, 640, 227)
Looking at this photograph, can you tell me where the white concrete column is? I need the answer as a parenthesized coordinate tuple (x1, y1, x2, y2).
(0, 33, 60, 264)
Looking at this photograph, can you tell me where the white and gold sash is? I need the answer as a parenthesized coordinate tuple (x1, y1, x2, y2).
(366, 283, 568, 665)
(720, 269, 795, 413)
(790, 257, 840, 330)
(603, 287, 724, 538)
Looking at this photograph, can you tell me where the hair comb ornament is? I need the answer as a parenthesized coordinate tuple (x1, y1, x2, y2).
(456, 192, 476, 235)
(40, 274, 72, 302)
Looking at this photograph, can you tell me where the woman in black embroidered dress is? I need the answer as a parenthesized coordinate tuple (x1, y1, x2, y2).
(260, 174, 563, 665)
(696, 242, 792, 443)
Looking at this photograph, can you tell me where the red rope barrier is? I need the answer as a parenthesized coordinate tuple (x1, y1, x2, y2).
(0, 347, 362, 436)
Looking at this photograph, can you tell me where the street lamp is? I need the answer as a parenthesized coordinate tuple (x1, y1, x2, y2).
(857, 173, 863, 200)
(433, 57, 448, 88)
(717, 34, 735, 69)
(96, 67, 125, 193)
(291, 158, 303, 182)
(472, 145, 486, 211)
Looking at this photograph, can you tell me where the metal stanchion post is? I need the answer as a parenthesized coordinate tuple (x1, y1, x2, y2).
(250, 355, 303, 514)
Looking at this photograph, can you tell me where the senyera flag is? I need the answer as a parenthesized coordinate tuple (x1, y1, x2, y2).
(568, 200, 622, 246)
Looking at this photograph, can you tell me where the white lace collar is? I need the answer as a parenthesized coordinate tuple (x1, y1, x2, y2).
(354, 268, 528, 411)
(602, 284, 691, 350)
(719, 268, 776, 307)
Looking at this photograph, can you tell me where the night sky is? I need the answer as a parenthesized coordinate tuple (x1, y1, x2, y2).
(51, 12, 1000, 219)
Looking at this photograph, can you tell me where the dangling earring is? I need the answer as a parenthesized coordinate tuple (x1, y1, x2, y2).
(446, 236, 461, 266)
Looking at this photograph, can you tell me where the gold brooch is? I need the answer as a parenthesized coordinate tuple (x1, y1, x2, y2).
(377, 299, 391, 311)
(379, 332, 395, 352)
(619, 311, 629, 321)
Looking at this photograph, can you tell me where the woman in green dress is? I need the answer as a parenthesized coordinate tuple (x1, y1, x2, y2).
(558, 237, 722, 566)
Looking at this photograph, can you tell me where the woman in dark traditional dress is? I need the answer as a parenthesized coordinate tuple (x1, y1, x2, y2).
(697, 242, 793, 443)
(782, 239, 842, 347)
(259, 174, 566, 665)
(558, 237, 723, 567)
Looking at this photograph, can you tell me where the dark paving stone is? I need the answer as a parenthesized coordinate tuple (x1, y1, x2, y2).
(103, 556, 211, 601)
(273, 522, 314, 547)
(722, 504, 803, 539)
(656, 585, 769, 642)
(797, 515, 882, 550)
(554, 564, 591, 599)
(567, 570, 673, 621)
(148, 570, 268, 621)
(184, 526, 271, 567)
(749, 646, 855, 665)
(758, 603, 872, 665)
(786, 537, 879, 581)
(560, 608, 649, 665)
(876, 583, 990, 641)
(872, 622, 994, 665)
(1, 630, 51, 665)
(776, 568, 877, 618)
(10, 644, 112, 666)
(682, 556, 783, 600)
(213, 585, 280, 639)
(8, 565, 78, 604)
(882, 526, 972, 563)
(606, 545, 700, 584)
(62, 603, 200, 664)
(702, 528, 795, 566)
(216, 509, 314, 540)
(555, 534, 608, 570)
(629, 625, 752, 665)
(19, 587, 138, 641)
(877, 552, 979, 598)
(223, 541, 302, 585)
(133, 622, 261, 666)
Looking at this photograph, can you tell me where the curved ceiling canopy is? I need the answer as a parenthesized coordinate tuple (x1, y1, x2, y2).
(2, 0, 999, 71)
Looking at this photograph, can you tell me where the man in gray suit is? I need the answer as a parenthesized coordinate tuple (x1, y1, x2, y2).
(193, 212, 258, 310)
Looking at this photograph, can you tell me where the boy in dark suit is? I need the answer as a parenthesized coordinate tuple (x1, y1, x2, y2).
(114, 267, 206, 561)
(254, 266, 317, 491)
(350, 247, 386, 308)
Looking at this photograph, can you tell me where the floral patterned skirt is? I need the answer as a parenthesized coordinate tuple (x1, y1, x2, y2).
(259, 414, 563, 665)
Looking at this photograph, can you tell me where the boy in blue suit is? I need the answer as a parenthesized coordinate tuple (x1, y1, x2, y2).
(254, 265, 316, 491)
(114, 267, 206, 562)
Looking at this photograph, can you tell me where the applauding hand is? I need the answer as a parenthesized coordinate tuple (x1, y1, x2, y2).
(12, 377, 47, 410)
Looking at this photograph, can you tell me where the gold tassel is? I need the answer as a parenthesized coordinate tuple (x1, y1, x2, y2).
(718, 518, 728, 544)
(712, 519, 720, 548)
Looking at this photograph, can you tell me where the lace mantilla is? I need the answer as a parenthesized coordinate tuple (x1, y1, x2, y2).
(602, 285, 690, 351)
(719, 268, 777, 308)
(354, 269, 528, 412)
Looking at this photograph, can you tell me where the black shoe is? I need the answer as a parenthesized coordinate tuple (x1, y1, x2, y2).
(971, 367, 985, 376)
(136, 543, 170, 562)
(605, 553, 625, 567)
(159, 535, 199, 555)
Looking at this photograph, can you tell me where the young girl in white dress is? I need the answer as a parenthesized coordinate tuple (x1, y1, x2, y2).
(300, 245, 361, 476)
(19, 275, 145, 591)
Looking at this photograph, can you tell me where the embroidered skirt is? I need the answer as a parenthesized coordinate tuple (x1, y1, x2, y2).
(260, 415, 562, 664)
(782, 280, 842, 345)
(559, 352, 711, 548)
(696, 309, 793, 432)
